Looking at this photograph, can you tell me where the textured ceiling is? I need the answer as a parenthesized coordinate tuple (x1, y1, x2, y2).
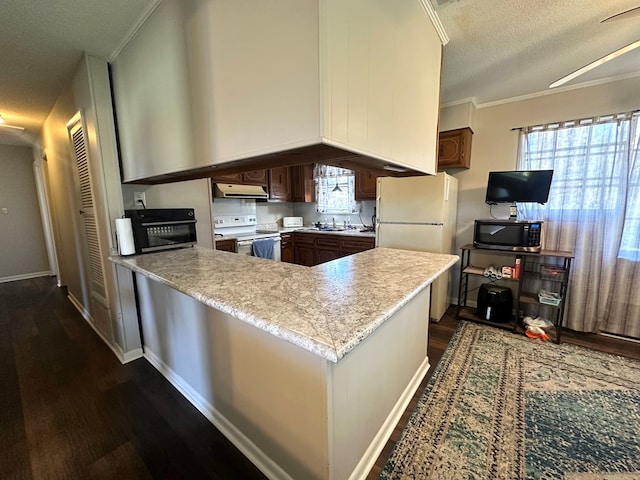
(0, 0, 155, 146)
(434, 0, 640, 105)
(2, 0, 640, 147)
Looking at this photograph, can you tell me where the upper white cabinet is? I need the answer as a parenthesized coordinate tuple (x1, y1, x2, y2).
(111, 0, 446, 182)
(321, 0, 444, 174)
(186, 0, 321, 166)
(111, 0, 197, 183)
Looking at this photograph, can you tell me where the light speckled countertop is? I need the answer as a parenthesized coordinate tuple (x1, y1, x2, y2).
(111, 247, 458, 363)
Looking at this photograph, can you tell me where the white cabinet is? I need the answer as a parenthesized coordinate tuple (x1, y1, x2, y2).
(111, 0, 197, 183)
(322, 0, 443, 174)
(112, 0, 446, 182)
(187, 0, 322, 166)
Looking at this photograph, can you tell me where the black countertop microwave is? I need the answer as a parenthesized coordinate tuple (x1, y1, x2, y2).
(124, 208, 197, 254)
(473, 219, 542, 253)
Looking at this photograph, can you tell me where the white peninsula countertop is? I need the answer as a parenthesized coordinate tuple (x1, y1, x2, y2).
(111, 246, 458, 363)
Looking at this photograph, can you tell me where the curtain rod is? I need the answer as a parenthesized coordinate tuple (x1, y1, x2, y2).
(511, 109, 640, 132)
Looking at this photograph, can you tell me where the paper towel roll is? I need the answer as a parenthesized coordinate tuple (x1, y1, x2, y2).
(115, 218, 136, 255)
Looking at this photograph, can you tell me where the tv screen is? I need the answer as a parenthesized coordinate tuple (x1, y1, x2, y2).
(485, 170, 554, 204)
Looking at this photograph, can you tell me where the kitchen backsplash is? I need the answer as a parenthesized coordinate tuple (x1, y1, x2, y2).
(256, 202, 294, 224)
(292, 201, 376, 228)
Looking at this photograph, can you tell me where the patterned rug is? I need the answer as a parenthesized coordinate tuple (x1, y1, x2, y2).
(379, 321, 640, 480)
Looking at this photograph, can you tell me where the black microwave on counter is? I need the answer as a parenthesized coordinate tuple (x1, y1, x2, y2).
(473, 219, 542, 252)
(124, 208, 197, 254)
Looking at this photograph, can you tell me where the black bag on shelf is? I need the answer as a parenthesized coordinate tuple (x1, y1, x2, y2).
(477, 283, 513, 323)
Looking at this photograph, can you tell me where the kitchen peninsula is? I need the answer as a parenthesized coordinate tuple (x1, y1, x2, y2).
(111, 247, 457, 480)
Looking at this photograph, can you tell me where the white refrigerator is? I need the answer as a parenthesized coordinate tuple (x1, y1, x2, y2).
(375, 172, 458, 321)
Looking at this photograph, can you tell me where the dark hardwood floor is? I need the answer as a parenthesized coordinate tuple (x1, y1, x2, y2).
(2, 277, 638, 479)
(0, 277, 265, 480)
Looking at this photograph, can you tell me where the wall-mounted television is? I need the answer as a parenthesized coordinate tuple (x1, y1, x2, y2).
(485, 170, 554, 204)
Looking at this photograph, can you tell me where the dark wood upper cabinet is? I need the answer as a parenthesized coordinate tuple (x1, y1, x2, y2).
(268, 167, 291, 201)
(242, 169, 269, 185)
(355, 170, 379, 201)
(437, 127, 473, 170)
(211, 172, 243, 183)
(290, 164, 316, 203)
(212, 170, 268, 185)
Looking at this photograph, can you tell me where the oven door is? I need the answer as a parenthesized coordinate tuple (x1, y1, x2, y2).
(143, 221, 196, 250)
(237, 237, 281, 261)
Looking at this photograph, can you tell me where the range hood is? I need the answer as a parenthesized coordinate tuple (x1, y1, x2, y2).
(214, 183, 269, 199)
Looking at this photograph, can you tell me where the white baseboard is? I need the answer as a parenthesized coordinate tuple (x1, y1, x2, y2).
(67, 293, 144, 365)
(67, 292, 91, 321)
(0, 270, 53, 283)
(122, 348, 144, 363)
(143, 348, 294, 480)
(348, 356, 431, 480)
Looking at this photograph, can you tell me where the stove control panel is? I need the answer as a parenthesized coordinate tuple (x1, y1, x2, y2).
(213, 215, 257, 228)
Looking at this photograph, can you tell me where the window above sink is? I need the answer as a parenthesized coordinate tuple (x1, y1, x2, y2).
(314, 165, 359, 214)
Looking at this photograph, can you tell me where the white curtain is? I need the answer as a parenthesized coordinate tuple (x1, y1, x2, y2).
(313, 164, 357, 214)
(517, 112, 640, 338)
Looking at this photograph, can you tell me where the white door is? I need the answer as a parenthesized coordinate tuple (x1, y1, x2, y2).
(68, 114, 108, 306)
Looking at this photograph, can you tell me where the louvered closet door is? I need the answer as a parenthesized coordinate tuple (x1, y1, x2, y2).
(68, 116, 107, 304)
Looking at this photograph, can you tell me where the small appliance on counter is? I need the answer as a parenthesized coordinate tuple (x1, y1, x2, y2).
(282, 217, 304, 228)
(124, 208, 197, 254)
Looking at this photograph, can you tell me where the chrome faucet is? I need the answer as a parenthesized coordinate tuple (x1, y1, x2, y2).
(332, 217, 336, 228)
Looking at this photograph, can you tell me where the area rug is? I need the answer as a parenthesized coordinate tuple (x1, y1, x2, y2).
(379, 321, 640, 480)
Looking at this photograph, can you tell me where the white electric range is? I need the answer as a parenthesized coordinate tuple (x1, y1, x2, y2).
(213, 214, 281, 261)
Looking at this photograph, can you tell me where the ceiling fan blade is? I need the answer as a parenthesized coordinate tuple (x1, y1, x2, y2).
(549, 39, 640, 88)
(602, 6, 640, 23)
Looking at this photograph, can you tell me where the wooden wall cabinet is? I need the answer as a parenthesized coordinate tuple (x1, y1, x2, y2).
(355, 170, 379, 201)
(290, 165, 316, 203)
(438, 127, 473, 170)
(241, 169, 269, 185)
(268, 167, 291, 201)
(212, 169, 268, 185)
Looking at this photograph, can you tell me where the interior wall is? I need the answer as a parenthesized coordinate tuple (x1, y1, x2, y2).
(0, 144, 50, 280)
(447, 76, 640, 300)
(40, 55, 142, 360)
(122, 179, 215, 250)
(39, 84, 83, 296)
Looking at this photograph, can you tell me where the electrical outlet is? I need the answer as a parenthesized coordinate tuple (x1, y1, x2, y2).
(1, 207, 8, 214)
(134, 192, 146, 207)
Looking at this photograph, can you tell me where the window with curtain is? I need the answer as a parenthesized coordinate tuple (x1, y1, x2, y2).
(517, 111, 640, 339)
(313, 164, 358, 214)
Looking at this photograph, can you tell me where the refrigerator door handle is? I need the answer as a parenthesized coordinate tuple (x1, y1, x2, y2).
(445, 177, 450, 202)
(377, 221, 444, 226)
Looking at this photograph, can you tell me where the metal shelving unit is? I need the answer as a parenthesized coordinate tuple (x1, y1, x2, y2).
(457, 244, 574, 343)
